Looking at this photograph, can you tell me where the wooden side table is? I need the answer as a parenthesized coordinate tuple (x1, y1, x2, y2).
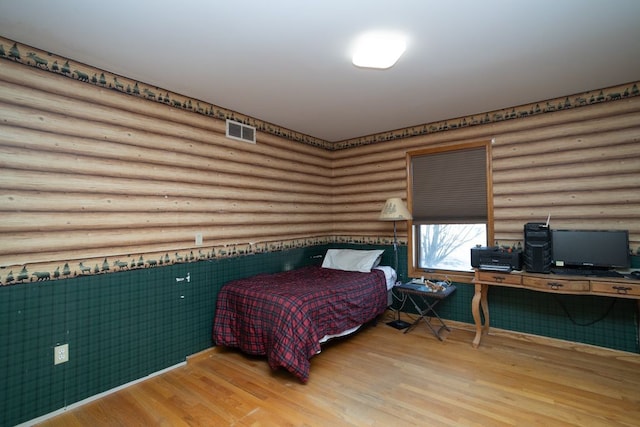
(395, 282, 457, 340)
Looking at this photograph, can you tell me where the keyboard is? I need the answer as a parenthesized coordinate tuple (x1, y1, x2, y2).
(550, 268, 624, 278)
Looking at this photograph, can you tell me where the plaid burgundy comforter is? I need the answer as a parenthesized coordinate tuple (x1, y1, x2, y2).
(212, 265, 388, 382)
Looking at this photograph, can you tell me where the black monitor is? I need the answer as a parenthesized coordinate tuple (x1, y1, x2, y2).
(551, 229, 630, 270)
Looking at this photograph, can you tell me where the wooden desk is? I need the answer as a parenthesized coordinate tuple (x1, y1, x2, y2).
(471, 269, 640, 349)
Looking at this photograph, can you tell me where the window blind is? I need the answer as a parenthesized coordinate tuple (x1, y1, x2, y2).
(411, 146, 487, 223)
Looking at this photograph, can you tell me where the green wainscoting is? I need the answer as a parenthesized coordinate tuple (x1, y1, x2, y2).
(0, 246, 325, 427)
(485, 286, 638, 351)
(1, 243, 637, 426)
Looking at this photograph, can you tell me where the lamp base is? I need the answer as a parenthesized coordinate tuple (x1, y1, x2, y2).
(386, 319, 411, 330)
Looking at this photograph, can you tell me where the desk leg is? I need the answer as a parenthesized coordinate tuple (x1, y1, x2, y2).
(472, 283, 489, 348)
(480, 284, 489, 334)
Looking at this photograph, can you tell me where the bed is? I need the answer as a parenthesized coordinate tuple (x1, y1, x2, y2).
(212, 249, 395, 383)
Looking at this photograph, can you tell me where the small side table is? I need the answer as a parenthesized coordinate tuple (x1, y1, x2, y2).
(395, 282, 456, 340)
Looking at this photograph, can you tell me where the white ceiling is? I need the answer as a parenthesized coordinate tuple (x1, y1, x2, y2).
(1, 0, 639, 142)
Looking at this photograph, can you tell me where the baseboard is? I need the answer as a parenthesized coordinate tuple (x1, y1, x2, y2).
(386, 308, 640, 360)
(443, 318, 640, 361)
(22, 348, 224, 426)
(186, 346, 220, 362)
(18, 361, 187, 427)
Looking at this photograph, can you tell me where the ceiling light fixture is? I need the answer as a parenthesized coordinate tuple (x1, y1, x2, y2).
(352, 31, 407, 69)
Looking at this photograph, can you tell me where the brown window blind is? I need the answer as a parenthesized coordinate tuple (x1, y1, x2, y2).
(410, 145, 488, 224)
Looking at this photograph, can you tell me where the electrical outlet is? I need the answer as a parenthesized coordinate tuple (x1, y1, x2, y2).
(54, 343, 69, 365)
(195, 232, 203, 246)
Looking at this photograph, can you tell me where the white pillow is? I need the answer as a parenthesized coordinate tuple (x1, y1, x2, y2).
(321, 249, 385, 273)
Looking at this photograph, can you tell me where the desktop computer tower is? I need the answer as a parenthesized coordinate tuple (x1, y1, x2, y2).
(524, 222, 552, 273)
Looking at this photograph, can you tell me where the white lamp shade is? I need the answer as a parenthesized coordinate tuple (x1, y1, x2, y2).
(379, 198, 412, 221)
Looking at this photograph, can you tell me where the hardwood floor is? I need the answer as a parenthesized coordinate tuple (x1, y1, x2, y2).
(37, 311, 640, 426)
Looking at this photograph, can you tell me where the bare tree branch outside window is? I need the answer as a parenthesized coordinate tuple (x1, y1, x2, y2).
(419, 224, 485, 270)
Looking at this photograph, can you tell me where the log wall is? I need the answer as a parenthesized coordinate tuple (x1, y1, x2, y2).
(332, 94, 640, 255)
(1, 37, 638, 284)
(0, 58, 332, 281)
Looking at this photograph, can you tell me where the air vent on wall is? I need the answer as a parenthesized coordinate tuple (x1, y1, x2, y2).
(226, 119, 256, 144)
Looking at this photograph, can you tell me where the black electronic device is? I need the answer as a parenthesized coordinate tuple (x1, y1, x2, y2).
(471, 246, 522, 272)
(524, 222, 552, 273)
(551, 229, 630, 272)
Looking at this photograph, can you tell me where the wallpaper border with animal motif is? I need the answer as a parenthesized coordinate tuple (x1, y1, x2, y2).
(0, 235, 402, 285)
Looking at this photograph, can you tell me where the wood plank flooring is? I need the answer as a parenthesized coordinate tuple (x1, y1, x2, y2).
(37, 311, 640, 426)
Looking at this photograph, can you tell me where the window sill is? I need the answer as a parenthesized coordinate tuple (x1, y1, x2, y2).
(408, 268, 474, 284)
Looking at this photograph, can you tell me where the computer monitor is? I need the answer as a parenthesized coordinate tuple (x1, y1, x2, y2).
(551, 229, 630, 270)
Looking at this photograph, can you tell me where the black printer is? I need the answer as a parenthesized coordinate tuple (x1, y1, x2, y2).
(471, 246, 522, 272)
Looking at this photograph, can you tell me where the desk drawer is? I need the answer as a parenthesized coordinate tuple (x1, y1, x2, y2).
(522, 276, 589, 293)
(476, 271, 522, 285)
(591, 281, 640, 297)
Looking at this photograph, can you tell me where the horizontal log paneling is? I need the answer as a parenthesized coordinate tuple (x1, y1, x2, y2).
(0, 191, 329, 214)
(331, 96, 640, 254)
(493, 144, 639, 175)
(1, 52, 638, 279)
(493, 220, 640, 245)
(493, 174, 639, 194)
(332, 190, 406, 204)
(488, 98, 640, 250)
(490, 108, 640, 149)
(493, 189, 640, 208)
(331, 170, 407, 188)
(0, 212, 334, 233)
(493, 158, 640, 184)
(494, 205, 639, 221)
(0, 59, 332, 273)
(492, 128, 639, 162)
(331, 159, 406, 179)
(0, 61, 332, 163)
(2, 223, 334, 255)
(0, 169, 325, 203)
(0, 100, 331, 182)
(0, 146, 331, 196)
(1, 227, 335, 268)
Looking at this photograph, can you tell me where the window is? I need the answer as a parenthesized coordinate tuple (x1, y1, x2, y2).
(407, 141, 493, 275)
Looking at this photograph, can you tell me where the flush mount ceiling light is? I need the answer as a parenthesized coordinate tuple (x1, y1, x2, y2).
(352, 31, 407, 69)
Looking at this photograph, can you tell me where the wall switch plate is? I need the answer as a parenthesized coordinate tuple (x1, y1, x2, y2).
(54, 343, 69, 365)
(195, 232, 203, 246)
